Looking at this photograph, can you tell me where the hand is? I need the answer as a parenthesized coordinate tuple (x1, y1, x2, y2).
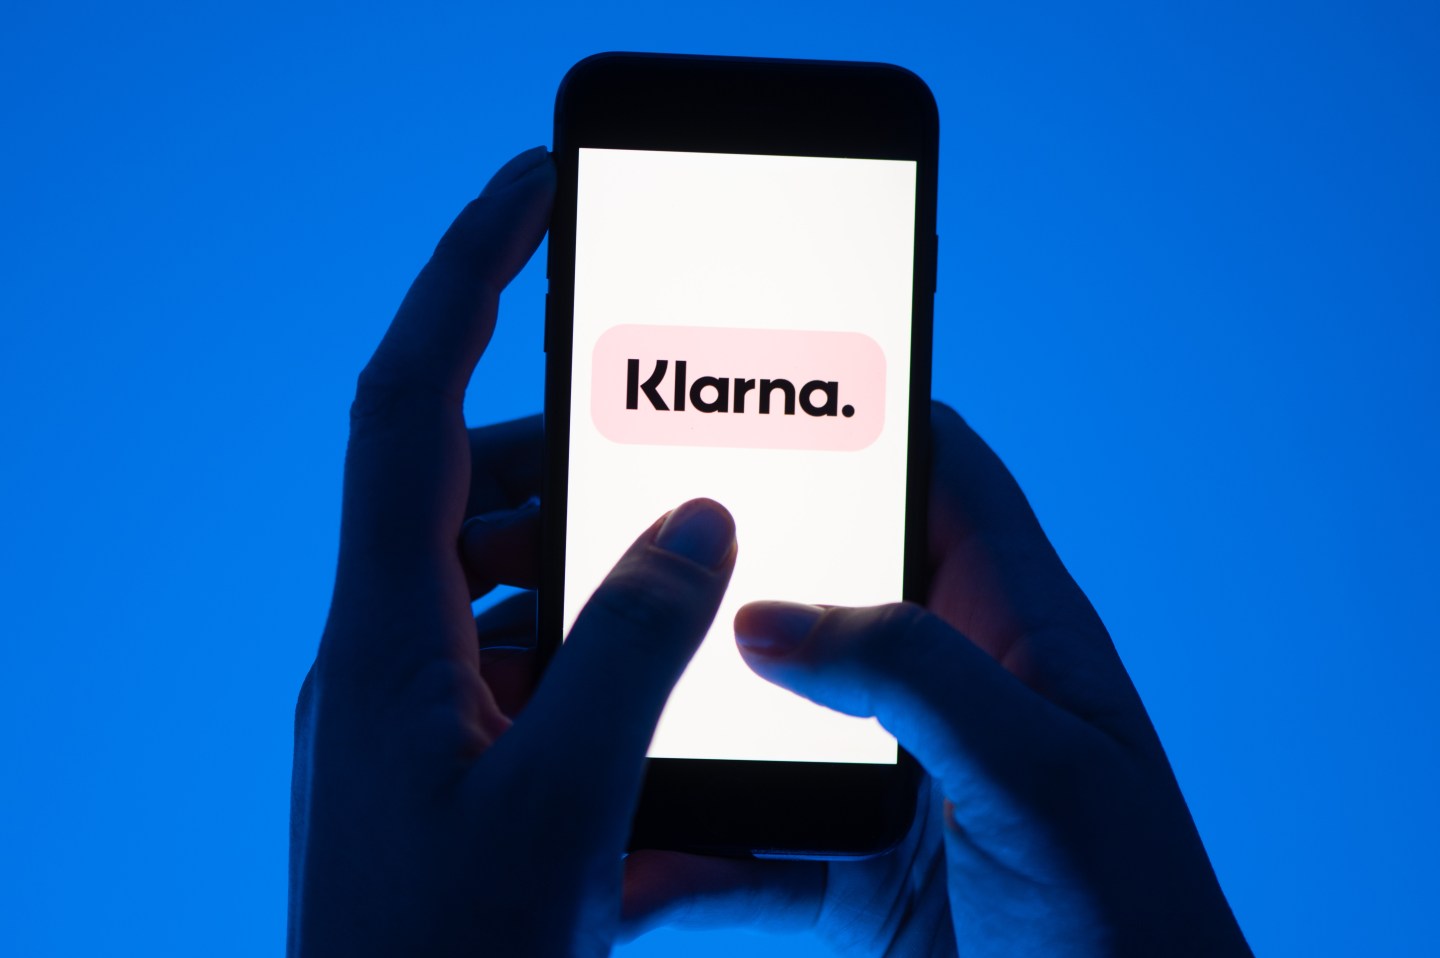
(287, 148, 739, 958)
(623, 404, 1252, 956)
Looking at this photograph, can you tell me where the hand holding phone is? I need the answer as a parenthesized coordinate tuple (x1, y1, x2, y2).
(291, 59, 1252, 958)
(622, 404, 1255, 955)
(288, 148, 741, 958)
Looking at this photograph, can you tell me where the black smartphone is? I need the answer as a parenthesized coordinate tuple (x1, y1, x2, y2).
(541, 52, 938, 858)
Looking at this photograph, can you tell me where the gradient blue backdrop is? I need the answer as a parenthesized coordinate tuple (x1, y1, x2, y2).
(2, 2, 1436, 955)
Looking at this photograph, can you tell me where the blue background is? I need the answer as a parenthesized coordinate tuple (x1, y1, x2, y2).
(2, 2, 1436, 955)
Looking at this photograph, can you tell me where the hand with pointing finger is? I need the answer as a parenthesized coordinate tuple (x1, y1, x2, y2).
(287, 147, 738, 958)
(288, 143, 1253, 958)
(623, 405, 1254, 957)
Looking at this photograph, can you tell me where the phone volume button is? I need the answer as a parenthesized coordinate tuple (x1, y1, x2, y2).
(543, 292, 552, 353)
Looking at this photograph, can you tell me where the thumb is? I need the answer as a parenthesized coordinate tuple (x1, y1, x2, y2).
(734, 602, 1093, 799)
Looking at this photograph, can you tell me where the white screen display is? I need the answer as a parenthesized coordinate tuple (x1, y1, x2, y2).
(565, 148, 915, 764)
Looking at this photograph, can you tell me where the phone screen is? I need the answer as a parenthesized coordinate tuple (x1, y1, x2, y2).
(563, 147, 915, 765)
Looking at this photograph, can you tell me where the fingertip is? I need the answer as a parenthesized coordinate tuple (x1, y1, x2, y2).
(460, 497, 540, 551)
(460, 500, 542, 598)
(930, 397, 964, 422)
(498, 504, 739, 801)
(446, 170, 552, 247)
(734, 601, 822, 658)
(356, 150, 555, 412)
(480, 145, 551, 197)
(653, 498, 736, 570)
(429, 148, 555, 283)
(620, 850, 683, 937)
(930, 397, 973, 437)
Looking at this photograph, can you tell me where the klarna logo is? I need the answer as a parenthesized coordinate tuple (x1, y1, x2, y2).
(591, 325, 886, 451)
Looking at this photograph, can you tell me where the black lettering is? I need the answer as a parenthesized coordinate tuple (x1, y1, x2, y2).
(759, 378, 796, 415)
(633, 359, 668, 411)
(630, 362, 852, 419)
(800, 380, 839, 417)
(691, 376, 729, 413)
(734, 378, 756, 413)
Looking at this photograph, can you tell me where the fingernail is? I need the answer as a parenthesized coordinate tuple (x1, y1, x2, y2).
(735, 602, 822, 656)
(654, 499, 735, 569)
(480, 145, 550, 196)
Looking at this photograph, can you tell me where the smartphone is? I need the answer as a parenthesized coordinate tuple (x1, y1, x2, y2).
(541, 52, 938, 858)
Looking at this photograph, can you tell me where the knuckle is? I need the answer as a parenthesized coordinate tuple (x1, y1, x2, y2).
(399, 658, 477, 710)
(349, 364, 402, 427)
(848, 601, 936, 658)
(348, 363, 456, 431)
(882, 600, 936, 636)
(880, 603, 950, 676)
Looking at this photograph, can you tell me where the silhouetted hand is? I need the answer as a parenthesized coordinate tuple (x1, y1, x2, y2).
(623, 404, 1253, 956)
(287, 148, 738, 958)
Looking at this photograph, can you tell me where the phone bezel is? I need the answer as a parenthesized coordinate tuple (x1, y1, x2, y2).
(542, 52, 938, 858)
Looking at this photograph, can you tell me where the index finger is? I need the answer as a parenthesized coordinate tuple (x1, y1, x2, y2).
(481, 500, 737, 865)
(326, 148, 555, 676)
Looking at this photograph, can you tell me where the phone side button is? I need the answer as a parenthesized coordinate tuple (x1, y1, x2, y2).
(933, 233, 939, 293)
(543, 291, 552, 353)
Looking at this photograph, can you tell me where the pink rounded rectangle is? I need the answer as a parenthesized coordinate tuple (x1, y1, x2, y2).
(591, 324, 886, 451)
